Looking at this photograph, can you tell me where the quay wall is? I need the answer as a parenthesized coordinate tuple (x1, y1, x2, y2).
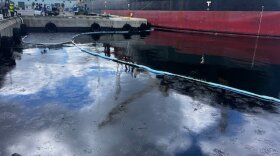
(0, 17, 22, 65)
(21, 16, 147, 32)
(0, 17, 22, 37)
(0, 15, 148, 64)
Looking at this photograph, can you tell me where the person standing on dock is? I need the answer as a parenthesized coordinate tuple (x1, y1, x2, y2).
(42, 4, 47, 16)
(0, 1, 4, 18)
(9, 2, 14, 17)
(4, 1, 9, 18)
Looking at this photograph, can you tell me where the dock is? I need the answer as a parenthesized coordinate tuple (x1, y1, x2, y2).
(0, 17, 22, 38)
(0, 15, 148, 64)
(21, 15, 148, 32)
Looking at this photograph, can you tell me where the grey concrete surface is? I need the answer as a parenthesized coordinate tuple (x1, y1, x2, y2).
(0, 17, 22, 37)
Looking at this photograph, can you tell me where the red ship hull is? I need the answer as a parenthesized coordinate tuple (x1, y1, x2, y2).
(104, 10, 280, 37)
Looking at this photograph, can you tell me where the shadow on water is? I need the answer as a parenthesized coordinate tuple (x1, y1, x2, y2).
(99, 82, 156, 128)
(74, 31, 280, 99)
(105, 61, 279, 114)
(156, 75, 279, 114)
(0, 64, 15, 89)
(0, 47, 20, 89)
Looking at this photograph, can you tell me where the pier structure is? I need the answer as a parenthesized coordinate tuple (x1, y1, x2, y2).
(0, 17, 23, 65)
(21, 15, 148, 32)
(0, 15, 148, 64)
(0, 17, 22, 37)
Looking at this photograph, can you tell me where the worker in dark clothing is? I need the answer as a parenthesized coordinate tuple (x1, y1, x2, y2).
(43, 4, 47, 16)
(4, 2, 9, 18)
(0, 1, 4, 16)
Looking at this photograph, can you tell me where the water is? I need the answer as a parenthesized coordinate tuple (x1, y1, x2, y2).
(0, 32, 279, 156)
(74, 31, 280, 99)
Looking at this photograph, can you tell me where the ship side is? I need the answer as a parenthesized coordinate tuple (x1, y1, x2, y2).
(85, 0, 280, 37)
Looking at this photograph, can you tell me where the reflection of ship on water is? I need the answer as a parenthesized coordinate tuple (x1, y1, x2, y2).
(75, 31, 280, 65)
(124, 44, 280, 99)
(73, 32, 280, 98)
(144, 31, 280, 65)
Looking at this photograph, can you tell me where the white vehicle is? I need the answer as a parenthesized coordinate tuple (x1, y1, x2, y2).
(17, 9, 36, 16)
(34, 9, 42, 16)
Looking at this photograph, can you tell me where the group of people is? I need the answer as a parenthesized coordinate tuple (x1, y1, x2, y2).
(34, 3, 47, 12)
(0, 1, 16, 18)
(34, 3, 48, 16)
(34, 3, 60, 16)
